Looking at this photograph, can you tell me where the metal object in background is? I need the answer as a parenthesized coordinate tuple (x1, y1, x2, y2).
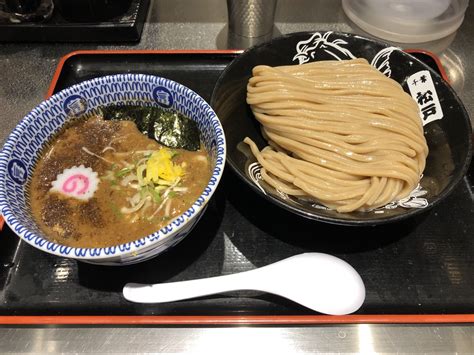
(0, 0, 149, 42)
(226, 0, 277, 37)
(0, 0, 53, 22)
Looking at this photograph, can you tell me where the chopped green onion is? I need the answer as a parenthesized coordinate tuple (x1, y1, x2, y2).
(152, 189, 162, 203)
(170, 150, 179, 158)
(108, 202, 123, 219)
(136, 164, 147, 186)
(106, 146, 186, 219)
(115, 167, 132, 178)
(156, 178, 173, 186)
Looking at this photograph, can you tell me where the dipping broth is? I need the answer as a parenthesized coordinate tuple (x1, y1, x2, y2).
(29, 114, 212, 248)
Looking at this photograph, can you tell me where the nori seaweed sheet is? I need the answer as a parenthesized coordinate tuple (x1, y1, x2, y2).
(101, 105, 200, 151)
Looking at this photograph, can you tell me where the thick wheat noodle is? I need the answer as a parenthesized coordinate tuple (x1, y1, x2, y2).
(252, 101, 422, 129)
(249, 93, 421, 122)
(265, 130, 420, 183)
(263, 123, 418, 157)
(270, 150, 369, 184)
(249, 71, 420, 110)
(250, 66, 403, 92)
(249, 79, 402, 96)
(260, 169, 306, 196)
(255, 104, 422, 131)
(266, 128, 418, 168)
(244, 58, 428, 212)
(257, 114, 424, 147)
(259, 149, 370, 200)
(276, 128, 423, 172)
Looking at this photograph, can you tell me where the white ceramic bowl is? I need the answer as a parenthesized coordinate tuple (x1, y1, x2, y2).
(0, 74, 226, 265)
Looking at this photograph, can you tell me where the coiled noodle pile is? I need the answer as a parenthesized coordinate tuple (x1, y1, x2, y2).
(245, 58, 428, 212)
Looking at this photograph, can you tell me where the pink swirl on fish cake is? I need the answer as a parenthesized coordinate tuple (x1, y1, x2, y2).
(62, 174, 90, 195)
(50, 165, 99, 201)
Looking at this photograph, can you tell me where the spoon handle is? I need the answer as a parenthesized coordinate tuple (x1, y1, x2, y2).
(123, 269, 261, 304)
(123, 253, 366, 315)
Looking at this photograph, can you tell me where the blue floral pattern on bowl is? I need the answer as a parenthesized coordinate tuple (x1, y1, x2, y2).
(0, 74, 226, 265)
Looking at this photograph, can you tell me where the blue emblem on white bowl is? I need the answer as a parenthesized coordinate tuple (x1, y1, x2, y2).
(153, 86, 173, 108)
(0, 74, 226, 265)
(63, 94, 88, 116)
(7, 159, 27, 185)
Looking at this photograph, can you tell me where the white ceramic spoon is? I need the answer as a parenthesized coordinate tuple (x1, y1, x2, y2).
(123, 253, 365, 315)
